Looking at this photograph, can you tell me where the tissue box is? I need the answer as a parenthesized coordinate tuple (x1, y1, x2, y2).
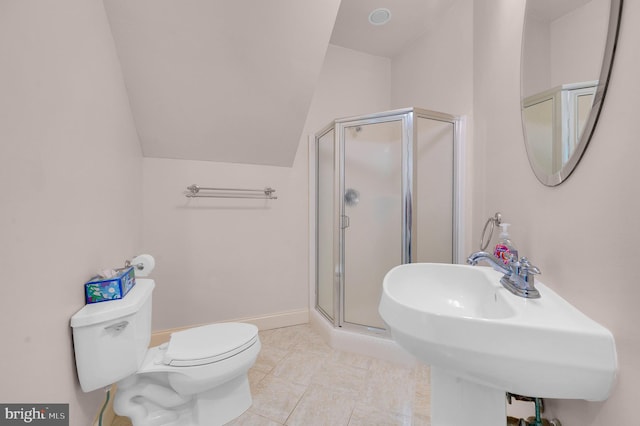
(85, 266, 136, 304)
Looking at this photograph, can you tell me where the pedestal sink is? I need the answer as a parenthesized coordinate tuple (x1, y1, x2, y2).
(379, 263, 617, 426)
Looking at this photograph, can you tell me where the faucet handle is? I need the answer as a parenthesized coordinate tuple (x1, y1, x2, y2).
(519, 257, 540, 275)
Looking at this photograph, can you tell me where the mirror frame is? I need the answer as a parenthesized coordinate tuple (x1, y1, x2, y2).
(521, 0, 623, 186)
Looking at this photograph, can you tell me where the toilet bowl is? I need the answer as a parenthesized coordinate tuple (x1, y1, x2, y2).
(70, 279, 261, 426)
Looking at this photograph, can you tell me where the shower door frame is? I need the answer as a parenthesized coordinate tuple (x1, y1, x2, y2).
(314, 107, 465, 334)
(335, 112, 412, 333)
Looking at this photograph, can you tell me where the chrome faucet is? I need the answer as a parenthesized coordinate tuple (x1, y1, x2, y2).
(467, 251, 541, 299)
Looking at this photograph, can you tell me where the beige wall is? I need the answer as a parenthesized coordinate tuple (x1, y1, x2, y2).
(474, 1, 639, 424)
(0, 1, 143, 425)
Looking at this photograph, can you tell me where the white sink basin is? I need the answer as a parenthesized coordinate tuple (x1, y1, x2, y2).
(379, 263, 617, 401)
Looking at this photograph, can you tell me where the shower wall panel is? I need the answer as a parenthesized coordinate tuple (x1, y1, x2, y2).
(415, 117, 454, 263)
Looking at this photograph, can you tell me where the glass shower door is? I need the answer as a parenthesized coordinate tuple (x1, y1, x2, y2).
(341, 119, 404, 330)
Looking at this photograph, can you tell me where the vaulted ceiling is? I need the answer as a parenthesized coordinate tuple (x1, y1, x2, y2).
(104, 0, 340, 166)
(103, 0, 445, 166)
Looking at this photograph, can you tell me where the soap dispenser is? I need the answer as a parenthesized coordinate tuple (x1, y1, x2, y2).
(494, 223, 518, 265)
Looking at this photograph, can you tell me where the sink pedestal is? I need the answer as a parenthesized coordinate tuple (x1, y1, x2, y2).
(380, 263, 618, 422)
(431, 367, 505, 426)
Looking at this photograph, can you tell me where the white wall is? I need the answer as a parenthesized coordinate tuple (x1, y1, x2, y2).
(0, 1, 143, 425)
(308, 44, 392, 125)
(391, 0, 474, 116)
(141, 155, 309, 330)
(523, 0, 609, 97)
(549, 0, 609, 88)
(474, 1, 639, 424)
(522, 11, 552, 97)
(143, 44, 391, 330)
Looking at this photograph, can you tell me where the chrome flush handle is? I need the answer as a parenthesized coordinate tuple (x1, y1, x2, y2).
(104, 321, 129, 333)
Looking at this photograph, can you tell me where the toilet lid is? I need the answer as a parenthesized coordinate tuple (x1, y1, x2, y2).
(163, 322, 258, 367)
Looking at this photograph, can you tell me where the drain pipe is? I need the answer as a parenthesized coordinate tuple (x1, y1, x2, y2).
(506, 393, 562, 426)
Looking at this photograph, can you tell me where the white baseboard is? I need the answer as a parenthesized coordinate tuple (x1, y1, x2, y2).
(236, 308, 309, 330)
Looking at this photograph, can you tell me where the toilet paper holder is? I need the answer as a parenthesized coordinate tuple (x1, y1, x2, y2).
(124, 259, 144, 270)
(124, 254, 155, 277)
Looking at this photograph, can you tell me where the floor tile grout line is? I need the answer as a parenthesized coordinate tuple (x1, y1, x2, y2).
(281, 384, 310, 426)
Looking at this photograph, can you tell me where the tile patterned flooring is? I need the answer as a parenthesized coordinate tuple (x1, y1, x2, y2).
(112, 324, 432, 426)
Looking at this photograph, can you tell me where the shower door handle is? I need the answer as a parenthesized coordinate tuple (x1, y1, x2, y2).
(340, 215, 350, 229)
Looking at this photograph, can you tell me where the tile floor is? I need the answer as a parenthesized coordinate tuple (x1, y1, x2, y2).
(112, 324, 431, 426)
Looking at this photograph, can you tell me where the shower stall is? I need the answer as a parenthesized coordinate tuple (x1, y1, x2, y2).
(313, 107, 464, 334)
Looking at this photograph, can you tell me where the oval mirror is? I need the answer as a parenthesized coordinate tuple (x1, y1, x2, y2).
(521, 0, 622, 186)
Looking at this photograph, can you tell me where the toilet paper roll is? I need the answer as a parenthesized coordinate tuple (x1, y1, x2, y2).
(131, 254, 155, 277)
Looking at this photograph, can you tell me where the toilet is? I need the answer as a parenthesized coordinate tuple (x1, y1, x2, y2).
(70, 278, 261, 426)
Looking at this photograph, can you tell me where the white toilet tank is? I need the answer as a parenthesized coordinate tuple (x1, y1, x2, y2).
(70, 279, 155, 392)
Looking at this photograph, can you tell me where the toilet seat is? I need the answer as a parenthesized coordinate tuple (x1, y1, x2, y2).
(163, 323, 259, 367)
(117, 321, 261, 426)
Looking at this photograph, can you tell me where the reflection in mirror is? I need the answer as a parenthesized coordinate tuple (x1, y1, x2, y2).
(521, 0, 622, 186)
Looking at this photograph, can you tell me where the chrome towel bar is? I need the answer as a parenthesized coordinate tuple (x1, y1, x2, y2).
(185, 184, 277, 199)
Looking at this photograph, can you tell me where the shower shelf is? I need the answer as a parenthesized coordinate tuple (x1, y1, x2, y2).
(185, 184, 277, 200)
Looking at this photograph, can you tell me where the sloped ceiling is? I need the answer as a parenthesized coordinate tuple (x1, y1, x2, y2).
(330, 0, 455, 58)
(104, 0, 341, 166)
